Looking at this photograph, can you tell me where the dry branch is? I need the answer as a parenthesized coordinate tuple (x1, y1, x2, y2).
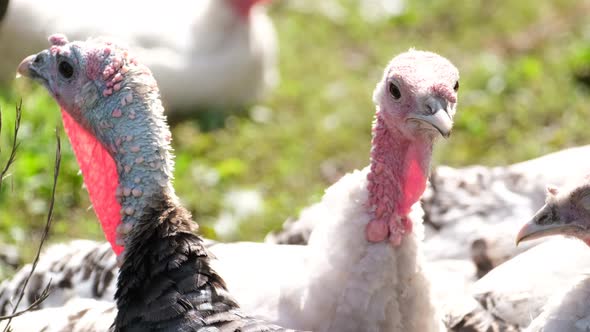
(0, 101, 22, 191)
(0, 104, 62, 331)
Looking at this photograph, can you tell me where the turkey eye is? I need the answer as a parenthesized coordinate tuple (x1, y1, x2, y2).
(58, 61, 74, 79)
(453, 81, 459, 92)
(389, 82, 401, 100)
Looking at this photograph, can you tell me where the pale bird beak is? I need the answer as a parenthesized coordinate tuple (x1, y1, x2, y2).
(16, 54, 37, 78)
(16, 52, 52, 87)
(515, 204, 584, 245)
(407, 97, 454, 138)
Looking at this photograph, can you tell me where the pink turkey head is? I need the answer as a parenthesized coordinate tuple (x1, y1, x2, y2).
(364, 50, 459, 246)
(516, 179, 590, 246)
(373, 50, 460, 141)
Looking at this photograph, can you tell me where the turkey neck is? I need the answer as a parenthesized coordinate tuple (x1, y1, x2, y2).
(367, 112, 433, 220)
(105, 87, 243, 329)
(90, 82, 178, 245)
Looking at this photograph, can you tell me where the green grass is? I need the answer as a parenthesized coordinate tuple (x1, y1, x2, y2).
(1, 0, 590, 262)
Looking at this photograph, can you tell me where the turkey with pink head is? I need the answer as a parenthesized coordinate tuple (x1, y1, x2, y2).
(209, 50, 460, 332)
(15, 34, 300, 332)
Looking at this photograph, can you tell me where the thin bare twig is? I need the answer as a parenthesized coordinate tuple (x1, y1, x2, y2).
(0, 287, 51, 320)
(1, 128, 62, 331)
(0, 100, 22, 191)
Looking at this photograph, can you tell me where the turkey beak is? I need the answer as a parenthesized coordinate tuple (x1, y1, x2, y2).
(16, 55, 36, 78)
(407, 97, 454, 138)
(516, 204, 584, 245)
(17, 52, 49, 81)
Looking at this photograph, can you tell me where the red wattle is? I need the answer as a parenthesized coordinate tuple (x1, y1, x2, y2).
(61, 110, 123, 255)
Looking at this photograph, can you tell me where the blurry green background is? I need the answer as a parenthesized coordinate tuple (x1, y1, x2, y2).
(1, 0, 590, 263)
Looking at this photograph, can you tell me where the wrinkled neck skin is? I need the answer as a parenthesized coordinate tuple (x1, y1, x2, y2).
(367, 112, 432, 225)
(81, 75, 178, 249)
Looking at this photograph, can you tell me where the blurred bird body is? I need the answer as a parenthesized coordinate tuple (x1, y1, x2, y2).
(0, 0, 277, 112)
(514, 175, 590, 331)
(448, 171, 590, 331)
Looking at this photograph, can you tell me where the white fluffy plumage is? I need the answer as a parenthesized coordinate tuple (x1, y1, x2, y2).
(524, 275, 590, 332)
(212, 167, 442, 332)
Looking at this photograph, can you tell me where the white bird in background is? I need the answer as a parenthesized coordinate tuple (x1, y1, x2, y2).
(0, 0, 278, 113)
